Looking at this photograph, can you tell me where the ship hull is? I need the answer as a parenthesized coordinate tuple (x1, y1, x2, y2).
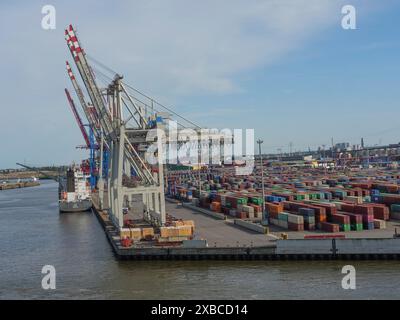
(59, 199, 92, 213)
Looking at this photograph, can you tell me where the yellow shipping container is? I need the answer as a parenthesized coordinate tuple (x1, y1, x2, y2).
(120, 228, 131, 239)
(160, 226, 182, 238)
(170, 227, 180, 237)
(130, 228, 142, 240)
(160, 227, 173, 238)
(160, 227, 167, 238)
(142, 227, 155, 238)
(177, 226, 193, 237)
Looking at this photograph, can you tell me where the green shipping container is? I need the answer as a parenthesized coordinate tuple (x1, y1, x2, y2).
(251, 198, 264, 205)
(340, 224, 351, 232)
(351, 223, 363, 231)
(391, 204, 400, 212)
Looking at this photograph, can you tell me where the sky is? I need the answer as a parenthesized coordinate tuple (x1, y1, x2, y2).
(0, 0, 399, 168)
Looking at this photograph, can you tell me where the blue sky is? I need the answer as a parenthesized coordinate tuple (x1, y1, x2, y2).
(0, 0, 399, 168)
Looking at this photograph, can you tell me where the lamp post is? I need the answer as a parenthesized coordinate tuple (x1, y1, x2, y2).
(257, 139, 266, 220)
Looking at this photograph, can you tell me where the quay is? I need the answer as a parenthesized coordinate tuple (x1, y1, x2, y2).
(91, 193, 400, 261)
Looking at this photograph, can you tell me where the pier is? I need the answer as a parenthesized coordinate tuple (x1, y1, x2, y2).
(92, 193, 400, 261)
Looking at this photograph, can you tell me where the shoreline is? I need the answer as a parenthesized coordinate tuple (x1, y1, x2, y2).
(0, 181, 40, 191)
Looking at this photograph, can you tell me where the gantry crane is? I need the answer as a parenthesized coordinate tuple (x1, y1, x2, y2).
(64, 24, 234, 230)
(64, 88, 90, 148)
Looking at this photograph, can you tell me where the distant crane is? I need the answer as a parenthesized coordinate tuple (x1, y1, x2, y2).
(16, 163, 60, 181)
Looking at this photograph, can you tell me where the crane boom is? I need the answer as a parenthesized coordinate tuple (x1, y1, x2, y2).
(65, 25, 114, 139)
(16, 163, 60, 181)
(66, 61, 100, 141)
(65, 88, 90, 148)
(65, 24, 155, 184)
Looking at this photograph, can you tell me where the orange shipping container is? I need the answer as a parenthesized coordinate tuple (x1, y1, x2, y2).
(141, 227, 155, 238)
(172, 220, 185, 227)
(177, 225, 193, 237)
(120, 228, 131, 239)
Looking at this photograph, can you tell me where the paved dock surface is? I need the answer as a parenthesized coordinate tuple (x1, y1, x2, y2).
(96, 192, 400, 247)
(267, 220, 400, 239)
(165, 202, 273, 247)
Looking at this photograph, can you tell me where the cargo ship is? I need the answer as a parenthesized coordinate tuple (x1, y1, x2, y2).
(59, 167, 92, 213)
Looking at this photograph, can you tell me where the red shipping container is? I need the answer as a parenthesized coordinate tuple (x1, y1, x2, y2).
(380, 194, 400, 205)
(312, 203, 337, 215)
(304, 222, 316, 231)
(331, 213, 350, 225)
(249, 204, 262, 213)
(321, 222, 340, 233)
(341, 203, 355, 213)
(370, 204, 390, 221)
(340, 212, 363, 224)
(236, 211, 247, 219)
(354, 204, 373, 216)
(288, 222, 304, 231)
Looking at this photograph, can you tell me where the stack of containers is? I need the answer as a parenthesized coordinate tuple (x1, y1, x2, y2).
(341, 212, 363, 231)
(343, 196, 363, 204)
(287, 213, 304, 231)
(266, 202, 284, 219)
(320, 222, 340, 233)
(248, 204, 262, 218)
(373, 219, 386, 229)
(237, 204, 255, 219)
(210, 201, 221, 213)
(283, 201, 327, 224)
(354, 205, 375, 230)
(370, 204, 390, 220)
(277, 212, 289, 229)
(373, 193, 400, 205)
(298, 208, 316, 230)
(330, 213, 351, 232)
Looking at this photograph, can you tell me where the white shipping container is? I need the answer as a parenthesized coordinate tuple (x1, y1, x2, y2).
(242, 205, 254, 214)
(287, 213, 304, 224)
(373, 219, 386, 229)
(344, 196, 362, 204)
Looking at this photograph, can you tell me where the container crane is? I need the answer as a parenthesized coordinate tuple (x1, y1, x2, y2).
(65, 88, 90, 148)
(64, 24, 234, 230)
(65, 24, 164, 227)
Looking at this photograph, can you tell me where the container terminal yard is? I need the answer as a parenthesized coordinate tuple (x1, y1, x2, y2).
(43, 24, 400, 261)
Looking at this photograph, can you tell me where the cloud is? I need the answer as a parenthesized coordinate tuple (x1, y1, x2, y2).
(81, 0, 346, 96)
(0, 0, 385, 167)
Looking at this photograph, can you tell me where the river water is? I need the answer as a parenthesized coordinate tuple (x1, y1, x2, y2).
(0, 180, 399, 299)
